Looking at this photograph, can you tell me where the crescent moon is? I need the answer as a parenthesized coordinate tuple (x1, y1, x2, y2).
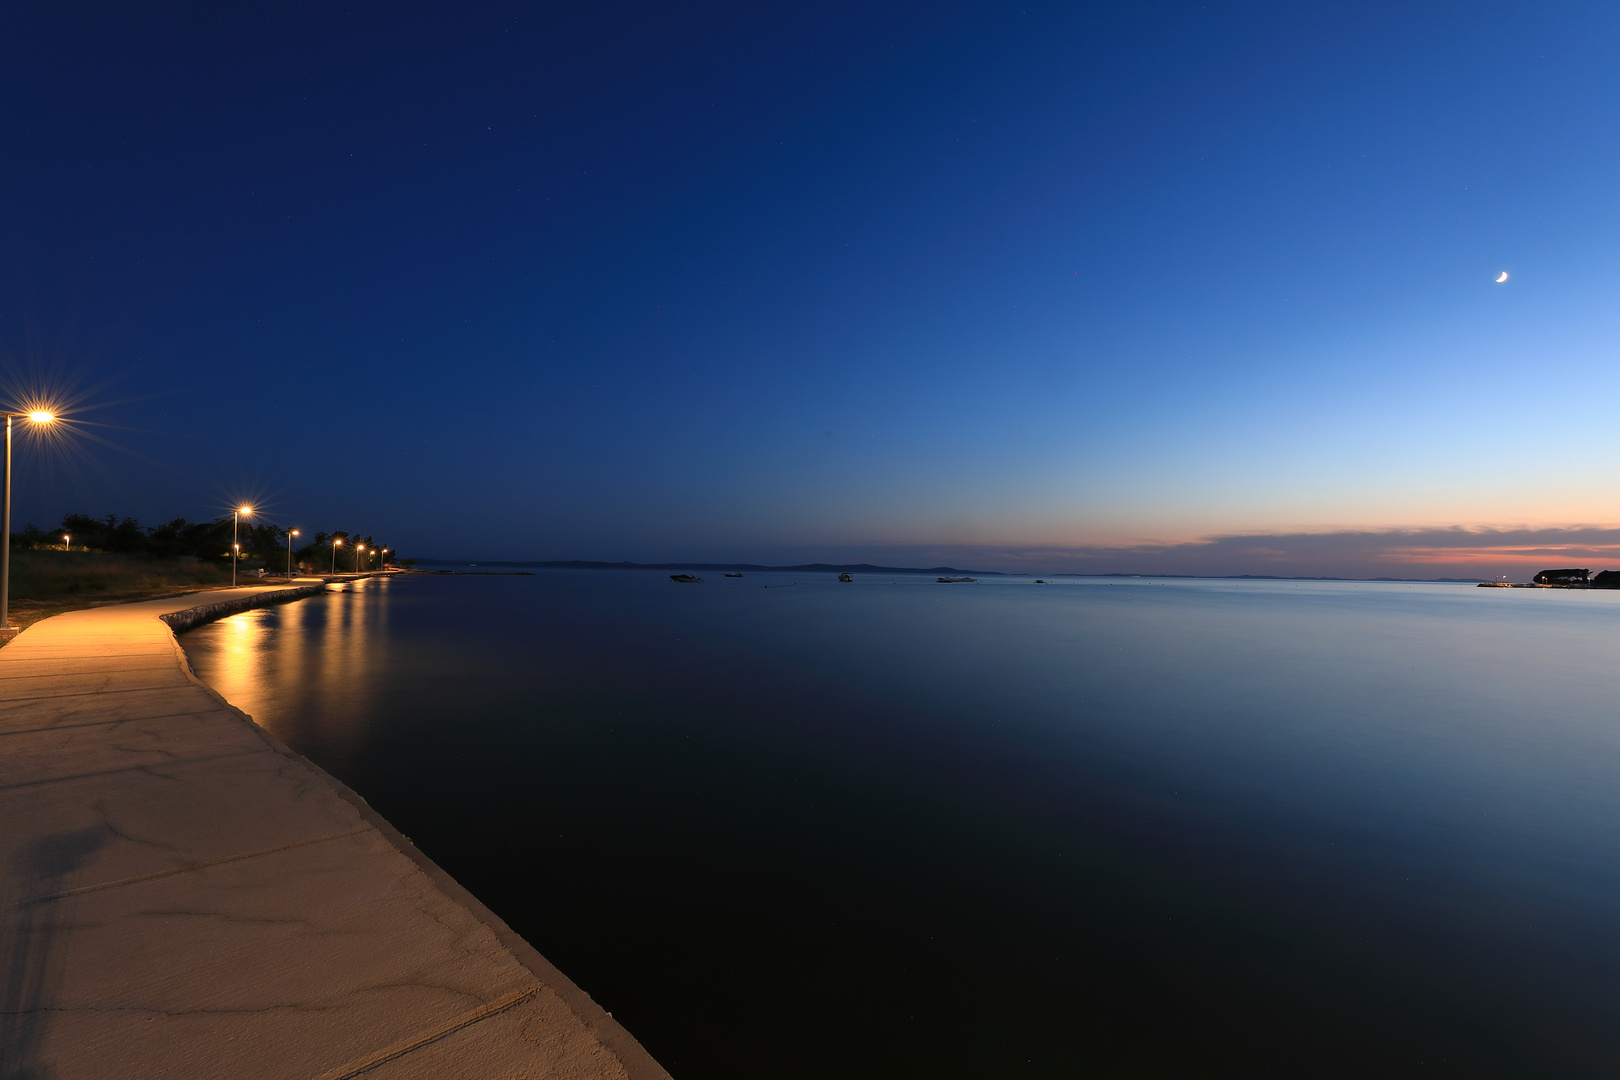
(1495, 271, 1509, 283)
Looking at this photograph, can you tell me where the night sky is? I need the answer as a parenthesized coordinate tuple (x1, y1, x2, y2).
(4, 3, 1617, 575)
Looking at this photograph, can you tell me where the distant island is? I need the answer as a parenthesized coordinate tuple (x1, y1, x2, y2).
(412, 559, 1005, 575)
(1479, 569, 1620, 589)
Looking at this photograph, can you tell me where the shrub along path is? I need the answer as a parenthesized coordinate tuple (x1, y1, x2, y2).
(0, 584, 669, 1080)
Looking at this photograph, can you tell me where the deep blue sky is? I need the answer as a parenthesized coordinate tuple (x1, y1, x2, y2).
(4, 2, 1618, 573)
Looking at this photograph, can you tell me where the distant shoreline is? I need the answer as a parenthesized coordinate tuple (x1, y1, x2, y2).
(410, 559, 1487, 583)
(411, 559, 1005, 575)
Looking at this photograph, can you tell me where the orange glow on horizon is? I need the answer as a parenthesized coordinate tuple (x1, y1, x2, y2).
(1380, 545, 1620, 565)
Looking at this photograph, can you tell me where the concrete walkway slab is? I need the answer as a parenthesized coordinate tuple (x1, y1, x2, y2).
(0, 585, 670, 1080)
(0, 686, 237, 730)
(0, 656, 187, 679)
(0, 714, 266, 787)
(0, 667, 195, 701)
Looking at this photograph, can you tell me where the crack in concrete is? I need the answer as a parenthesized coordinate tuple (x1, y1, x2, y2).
(7, 1000, 338, 1018)
(0, 684, 216, 705)
(0, 710, 217, 737)
(0, 749, 263, 791)
(121, 908, 318, 928)
(7, 826, 373, 908)
(88, 798, 185, 855)
(353, 978, 488, 1007)
(0, 663, 177, 682)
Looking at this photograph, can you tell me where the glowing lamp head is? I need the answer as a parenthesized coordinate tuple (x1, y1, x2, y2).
(334, 538, 342, 546)
(26, 411, 55, 424)
(237, 505, 253, 515)
(290, 529, 300, 536)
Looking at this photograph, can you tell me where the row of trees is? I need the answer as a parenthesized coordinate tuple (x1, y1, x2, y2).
(16, 514, 408, 572)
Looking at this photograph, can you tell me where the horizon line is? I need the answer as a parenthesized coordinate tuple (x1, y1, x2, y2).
(408, 558, 1494, 583)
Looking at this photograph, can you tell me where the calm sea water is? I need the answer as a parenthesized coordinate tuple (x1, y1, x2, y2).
(180, 572, 1620, 1078)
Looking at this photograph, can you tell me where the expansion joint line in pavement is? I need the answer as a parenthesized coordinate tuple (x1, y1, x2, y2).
(0, 685, 199, 705)
(0, 662, 177, 682)
(310, 984, 541, 1080)
(0, 710, 211, 737)
(6, 825, 373, 908)
(0, 749, 260, 792)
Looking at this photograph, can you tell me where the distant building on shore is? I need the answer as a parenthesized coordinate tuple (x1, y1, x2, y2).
(1591, 570, 1620, 589)
(1534, 568, 1589, 585)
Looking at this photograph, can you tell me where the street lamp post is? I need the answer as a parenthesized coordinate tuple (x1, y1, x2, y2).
(380, 547, 388, 570)
(331, 537, 342, 574)
(355, 544, 364, 572)
(63, 533, 70, 551)
(1, 410, 58, 633)
(286, 529, 300, 578)
(232, 506, 253, 587)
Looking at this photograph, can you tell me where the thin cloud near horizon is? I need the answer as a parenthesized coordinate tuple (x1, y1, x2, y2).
(866, 526, 1620, 579)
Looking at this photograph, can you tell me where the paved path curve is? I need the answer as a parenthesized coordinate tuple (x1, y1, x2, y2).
(0, 585, 672, 1080)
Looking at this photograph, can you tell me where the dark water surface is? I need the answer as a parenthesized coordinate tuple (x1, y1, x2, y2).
(180, 572, 1620, 1078)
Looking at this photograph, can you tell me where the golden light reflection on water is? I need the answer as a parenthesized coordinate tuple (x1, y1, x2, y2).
(196, 578, 392, 751)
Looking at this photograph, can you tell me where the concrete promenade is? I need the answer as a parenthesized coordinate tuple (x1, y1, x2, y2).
(0, 585, 671, 1080)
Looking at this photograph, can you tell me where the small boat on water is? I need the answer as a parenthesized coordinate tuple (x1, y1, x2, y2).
(937, 576, 977, 584)
(669, 574, 702, 583)
(838, 572, 854, 582)
(724, 572, 743, 578)
(1034, 579, 1047, 584)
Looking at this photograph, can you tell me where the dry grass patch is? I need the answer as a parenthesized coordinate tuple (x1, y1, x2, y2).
(10, 549, 234, 599)
(3, 550, 243, 635)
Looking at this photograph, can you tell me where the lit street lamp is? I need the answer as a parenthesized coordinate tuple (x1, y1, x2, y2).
(331, 537, 342, 574)
(380, 547, 388, 570)
(286, 529, 300, 578)
(62, 533, 70, 551)
(355, 544, 364, 572)
(2, 410, 58, 633)
(232, 506, 253, 587)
